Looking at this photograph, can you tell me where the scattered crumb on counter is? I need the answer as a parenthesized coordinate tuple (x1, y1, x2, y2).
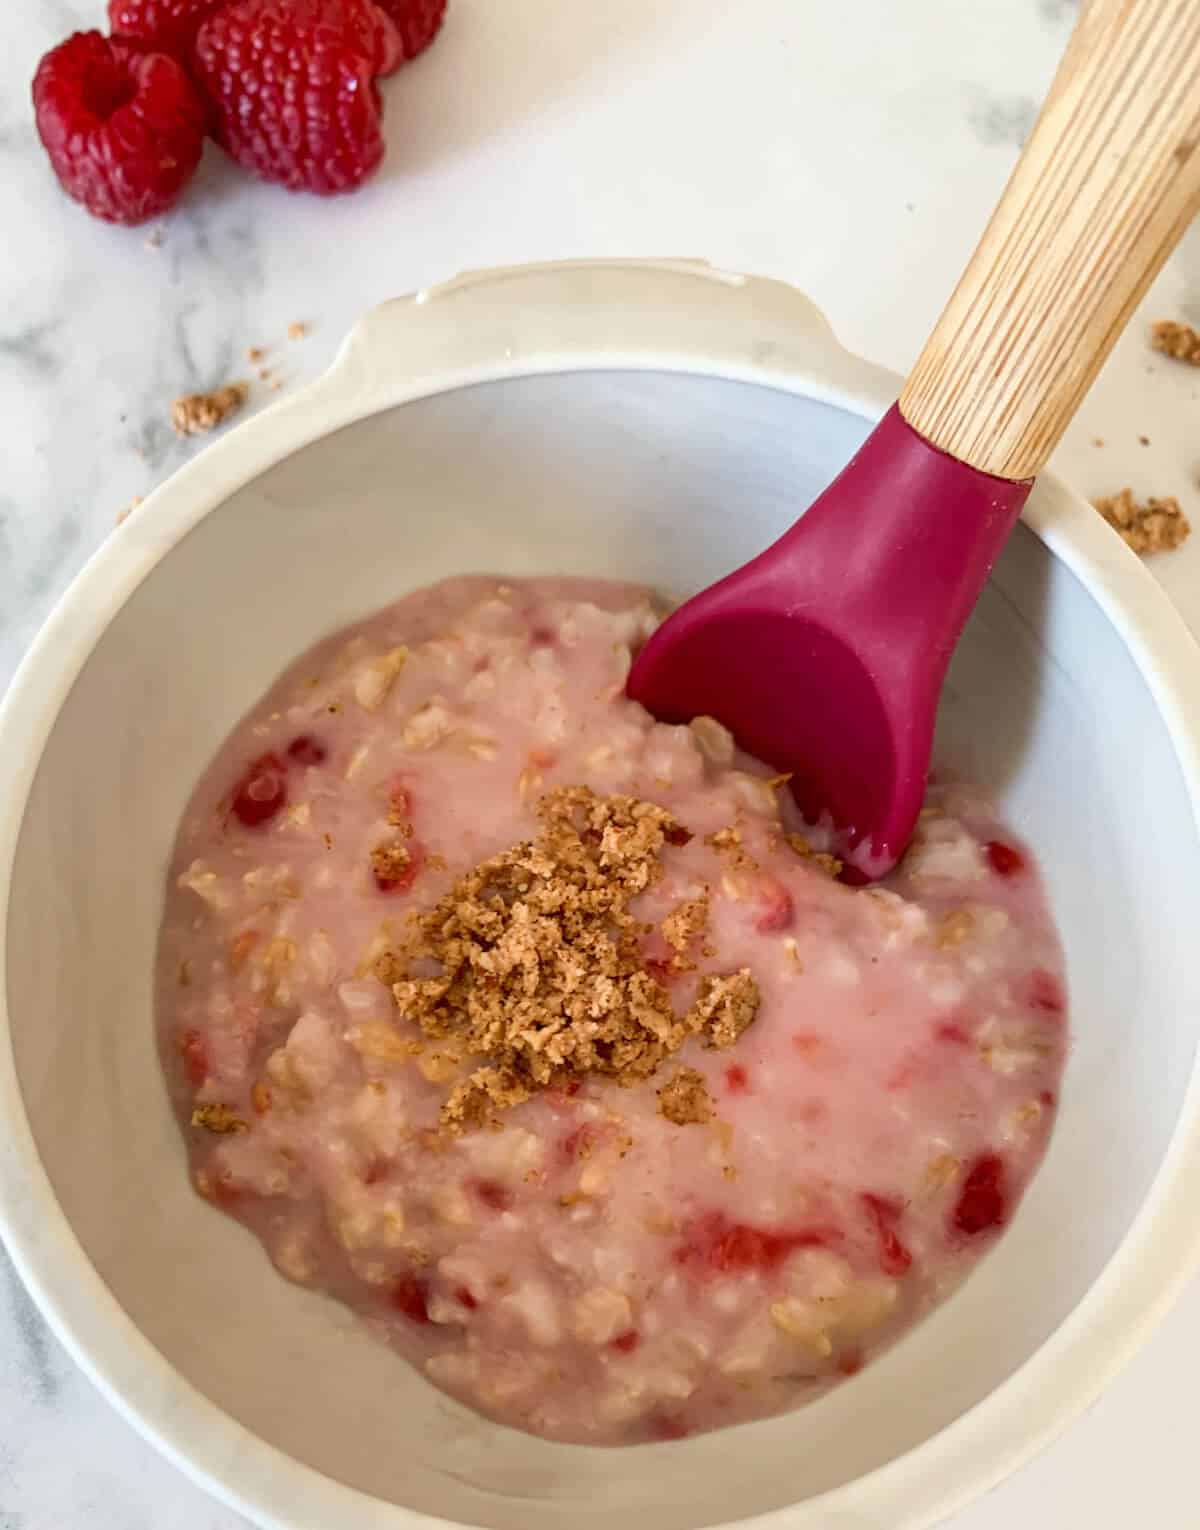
(1092, 437, 1105, 447)
(144, 227, 165, 251)
(1151, 319, 1200, 365)
(247, 345, 266, 364)
(171, 381, 249, 437)
(287, 321, 308, 340)
(1138, 435, 1150, 446)
(1093, 488, 1191, 554)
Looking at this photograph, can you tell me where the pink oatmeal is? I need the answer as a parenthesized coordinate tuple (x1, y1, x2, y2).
(156, 576, 1067, 1445)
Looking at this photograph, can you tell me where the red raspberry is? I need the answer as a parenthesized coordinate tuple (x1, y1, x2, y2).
(194, 0, 395, 192)
(373, 0, 446, 62)
(984, 839, 1026, 876)
(230, 751, 288, 827)
(32, 32, 206, 225)
(108, 0, 227, 61)
(285, 734, 327, 765)
(860, 1192, 913, 1276)
(390, 1274, 430, 1323)
(952, 1152, 1008, 1237)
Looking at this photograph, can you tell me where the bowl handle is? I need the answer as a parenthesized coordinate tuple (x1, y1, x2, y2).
(315, 257, 898, 422)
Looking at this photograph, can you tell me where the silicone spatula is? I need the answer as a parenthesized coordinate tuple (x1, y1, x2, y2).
(627, 0, 1200, 878)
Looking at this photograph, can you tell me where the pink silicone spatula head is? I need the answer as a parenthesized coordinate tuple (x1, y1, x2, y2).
(629, 412, 1029, 876)
(628, 0, 1200, 877)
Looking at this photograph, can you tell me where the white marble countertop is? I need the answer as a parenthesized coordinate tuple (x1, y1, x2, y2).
(4, 0, 1200, 1523)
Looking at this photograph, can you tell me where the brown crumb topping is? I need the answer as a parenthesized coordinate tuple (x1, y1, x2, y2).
(371, 838, 412, 882)
(690, 970, 760, 1049)
(380, 786, 761, 1131)
(1151, 319, 1200, 365)
(936, 909, 974, 948)
(191, 1102, 247, 1134)
(1093, 488, 1191, 554)
(171, 381, 249, 436)
(705, 824, 757, 873)
(786, 832, 843, 879)
(657, 1066, 713, 1125)
(662, 891, 710, 967)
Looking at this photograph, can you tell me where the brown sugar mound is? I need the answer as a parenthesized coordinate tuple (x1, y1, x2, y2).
(1093, 488, 1191, 555)
(380, 786, 760, 1131)
(1151, 319, 1200, 365)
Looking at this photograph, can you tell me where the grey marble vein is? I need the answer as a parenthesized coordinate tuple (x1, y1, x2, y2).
(0, 1252, 61, 1407)
(966, 91, 1039, 149)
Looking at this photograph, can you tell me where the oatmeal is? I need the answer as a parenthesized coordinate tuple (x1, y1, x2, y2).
(156, 576, 1067, 1445)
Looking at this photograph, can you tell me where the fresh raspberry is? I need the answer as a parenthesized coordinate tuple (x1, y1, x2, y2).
(32, 32, 206, 225)
(108, 0, 227, 62)
(373, 0, 446, 62)
(365, 1, 404, 75)
(194, 0, 396, 192)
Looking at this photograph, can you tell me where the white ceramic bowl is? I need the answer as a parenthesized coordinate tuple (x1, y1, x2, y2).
(3, 259, 1200, 1530)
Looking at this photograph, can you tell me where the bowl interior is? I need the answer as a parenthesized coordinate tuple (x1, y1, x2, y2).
(7, 369, 1200, 1530)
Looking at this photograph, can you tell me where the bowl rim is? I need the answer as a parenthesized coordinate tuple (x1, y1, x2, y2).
(3, 257, 1200, 1530)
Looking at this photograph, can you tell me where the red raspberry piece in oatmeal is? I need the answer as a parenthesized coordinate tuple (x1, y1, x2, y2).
(230, 752, 287, 827)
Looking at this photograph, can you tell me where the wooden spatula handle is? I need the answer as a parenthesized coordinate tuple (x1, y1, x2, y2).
(900, 0, 1200, 482)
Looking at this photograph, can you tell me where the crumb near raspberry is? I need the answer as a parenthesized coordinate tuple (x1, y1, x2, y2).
(1150, 318, 1200, 365)
(171, 381, 249, 436)
(657, 1067, 713, 1125)
(1092, 488, 1191, 554)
